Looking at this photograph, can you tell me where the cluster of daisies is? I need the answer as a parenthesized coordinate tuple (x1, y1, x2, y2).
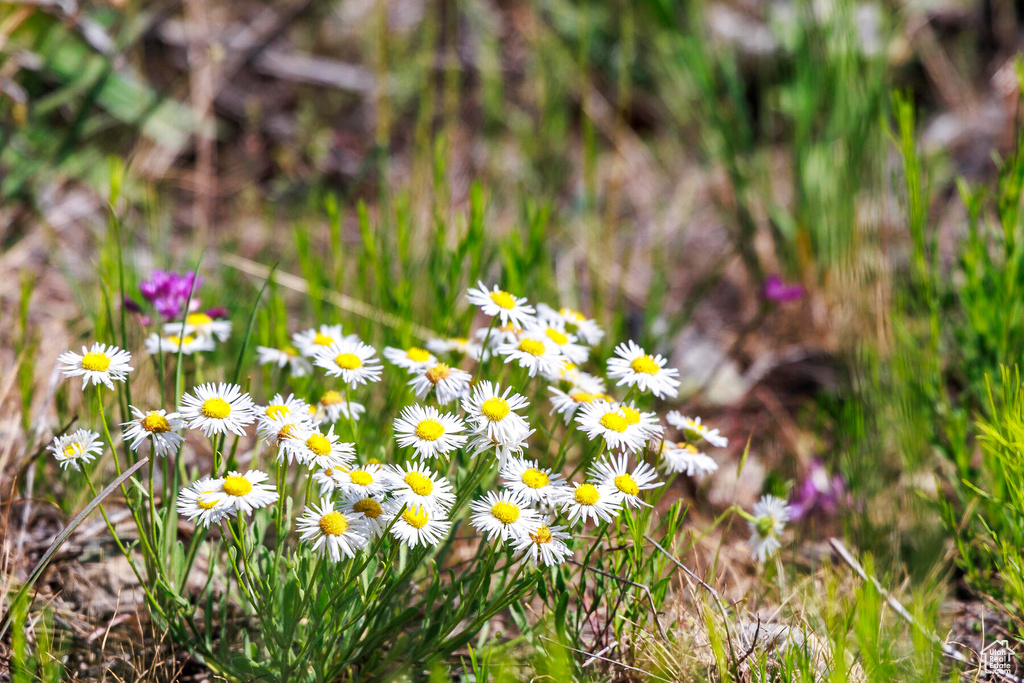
(51, 281, 792, 568)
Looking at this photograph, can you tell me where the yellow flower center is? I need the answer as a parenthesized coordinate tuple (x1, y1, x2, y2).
(491, 501, 520, 524)
(349, 470, 373, 486)
(265, 405, 289, 420)
(489, 290, 517, 310)
(222, 475, 252, 497)
(141, 413, 171, 433)
(574, 484, 600, 506)
(167, 335, 196, 346)
(425, 364, 451, 384)
(415, 419, 445, 441)
(201, 398, 231, 419)
(353, 497, 383, 519)
(335, 353, 362, 370)
(284, 346, 299, 356)
(480, 397, 510, 421)
(313, 332, 334, 346)
(599, 412, 628, 433)
(320, 390, 343, 406)
(530, 526, 553, 544)
(319, 511, 348, 536)
(521, 468, 550, 489)
(621, 406, 641, 425)
(560, 307, 585, 322)
(278, 423, 298, 441)
(518, 338, 546, 356)
(614, 474, 640, 496)
(63, 444, 84, 458)
(197, 493, 219, 510)
(186, 312, 212, 326)
(569, 390, 598, 404)
(630, 355, 660, 375)
(545, 328, 568, 345)
(407, 347, 431, 362)
(366, 457, 381, 465)
(404, 472, 434, 496)
(679, 442, 699, 453)
(81, 352, 111, 372)
(403, 506, 430, 528)
(306, 433, 332, 456)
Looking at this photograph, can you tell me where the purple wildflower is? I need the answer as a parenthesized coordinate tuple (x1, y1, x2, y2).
(139, 270, 202, 319)
(204, 306, 229, 319)
(789, 458, 846, 520)
(762, 275, 804, 303)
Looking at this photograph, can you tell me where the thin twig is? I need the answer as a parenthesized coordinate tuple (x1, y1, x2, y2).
(566, 558, 668, 642)
(537, 636, 674, 682)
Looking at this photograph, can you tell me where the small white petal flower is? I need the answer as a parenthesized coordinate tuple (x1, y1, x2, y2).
(390, 504, 452, 548)
(340, 493, 400, 538)
(658, 441, 719, 477)
(163, 312, 232, 342)
(408, 363, 472, 405)
(332, 463, 391, 498)
(666, 412, 729, 448)
(536, 303, 605, 345)
(510, 518, 572, 567)
(313, 339, 383, 387)
(315, 390, 366, 424)
(58, 343, 133, 389)
(496, 334, 564, 378)
(393, 405, 467, 460)
(47, 429, 102, 471)
(296, 497, 370, 561)
(467, 426, 534, 469)
(145, 333, 215, 356)
(121, 407, 185, 458)
(574, 401, 648, 452)
(462, 381, 530, 444)
(589, 453, 663, 509)
(179, 382, 257, 437)
(747, 495, 791, 562)
(283, 425, 356, 469)
(499, 456, 569, 505)
(209, 470, 279, 516)
(426, 336, 483, 358)
(386, 461, 456, 513)
(529, 320, 589, 364)
(256, 345, 312, 376)
(617, 403, 664, 442)
(177, 478, 234, 527)
(258, 393, 311, 426)
(466, 281, 536, 328)
(552, 482, 624, 525)
(383, 345, 438, 372)
(469, 490, 542, 543)
(291, 324, 357, 358)
(606, 340, 680, 399)
(548, 385, 604, 424)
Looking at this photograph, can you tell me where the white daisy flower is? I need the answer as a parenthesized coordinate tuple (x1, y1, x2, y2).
(666, 413, 729, 448)
(496, 333, 564, 378)
(163, 312, 232, 342)
(462, 381, 530, 444)
(179, 382, 257, 437)
(386, 461, 456, 513)
(393, 405, 467, 460)
(296, 497, 370, 561)
(499, 457, 568, 505)
(58, 343, 133, 390)
(474, 323, 522, 348)
(176, 478, 234, 527)
(390, 505, 452, 548)
(312, 466, 344, 495)
(256, 413, 313, 459)
(291, 324, 356, 358)
(553, 482, 624, 525)
(145, 333, 216, 356)
(209, 470, 279, 516)
(47, 429, 102, 471)
(426, 336, 483, 359)
(284, 425, 356, 469)
(332, 463, 391, 498)
(606, 340, 680, 399)
(575, 401, 648, 452)
(341, 493, 400, 538)
(469, 490, 542, 543)
(747, 495, 791, 562)
(121, 407, 185, 458)
(658, 441, 719, 477)
(548, 385, 604, 423)
(510, 519, 572, 567)
(315, 390, 365, 424)
(618, 403, 664, 442)
(537, 303, 605, 345)
(466, 281, 536, 329)
(467, 426, 534, 468)
(529, 320, 589, 364)
(313, 339, 383, 387)
(589, 453, 663, 509)
(258, 393, 310, 425)
(408, 363, 472, 405)
(256, 345, 312, 376)
(383, 345, 438, 372)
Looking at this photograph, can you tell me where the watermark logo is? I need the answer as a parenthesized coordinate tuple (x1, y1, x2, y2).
(981, 639, 1016, 676)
